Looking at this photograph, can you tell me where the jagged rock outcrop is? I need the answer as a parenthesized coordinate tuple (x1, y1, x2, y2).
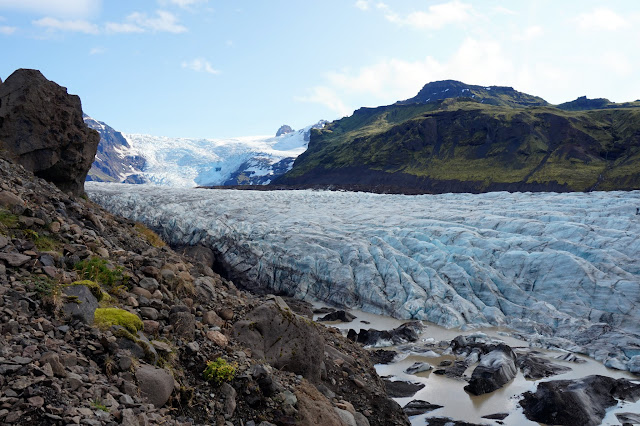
(276, 124, 294, 137)
(0, 69, 99, 194)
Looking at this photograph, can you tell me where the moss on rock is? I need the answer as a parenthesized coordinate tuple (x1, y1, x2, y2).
(94, 307, 143, 334)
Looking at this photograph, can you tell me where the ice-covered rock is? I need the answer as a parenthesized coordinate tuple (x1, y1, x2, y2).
(86, 185, 640, 368)
(464, 345, 517, 395)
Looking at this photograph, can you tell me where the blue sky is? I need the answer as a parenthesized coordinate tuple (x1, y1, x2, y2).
(0, 0, 639, 138)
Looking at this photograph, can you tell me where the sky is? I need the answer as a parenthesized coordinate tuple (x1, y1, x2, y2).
(0, 0, 639, 138)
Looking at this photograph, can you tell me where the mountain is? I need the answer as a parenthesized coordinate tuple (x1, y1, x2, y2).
(84, 115, 147, 183)
(556, 95, 640, 111)
(276, 82, 640, 193)
(86, 118, 327, 187)
(397, 79, 548, 108)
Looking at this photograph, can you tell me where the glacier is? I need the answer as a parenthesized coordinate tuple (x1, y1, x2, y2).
(113, 122, 325, 187)
(87, 185, 640, 369)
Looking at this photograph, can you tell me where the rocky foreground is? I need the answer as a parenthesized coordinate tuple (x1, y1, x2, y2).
(0, 155, 409, 425)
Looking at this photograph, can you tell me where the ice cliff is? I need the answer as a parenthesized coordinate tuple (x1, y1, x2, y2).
(87, 185, 640, 368)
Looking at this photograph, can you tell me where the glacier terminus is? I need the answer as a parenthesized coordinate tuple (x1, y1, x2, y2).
(87, 184, 640, 372)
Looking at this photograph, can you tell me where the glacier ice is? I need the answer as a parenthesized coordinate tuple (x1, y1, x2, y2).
(113, 122, 324, 187)
(87, 184, 640, 368)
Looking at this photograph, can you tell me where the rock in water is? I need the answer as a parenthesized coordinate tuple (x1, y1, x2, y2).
(520, 375, 640, 426)
(319, 310, 356, 322)
(0, 69, 99, 195)
(516, 351, 572, 379)
(464, 344, 517, 395)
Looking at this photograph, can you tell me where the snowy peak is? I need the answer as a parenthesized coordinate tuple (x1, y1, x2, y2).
(86, 116, 326, 187)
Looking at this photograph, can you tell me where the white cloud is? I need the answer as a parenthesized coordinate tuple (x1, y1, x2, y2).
(0, 25, 16, 34)
(294, 86, 351, 117)
(33, 17, 99, 34)
(107, 10, 186, 34)
(299, 38, 521, 113)
(384, 0, 473, 30)
(602, 52, 632, 76)
(181, 58, 220, 75)
(355, 0, 370, 11)
(89, 47, 105, 55)
(0, 0, 100, 19)
(105, 22, 143, 34)
(575, 7, 630, 31)
(492, 6, 517, 16)
(514, 25, 543, 41)
(167, 0, 207, 8)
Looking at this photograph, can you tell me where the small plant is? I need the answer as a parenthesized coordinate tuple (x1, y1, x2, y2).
(203, 358, 237, 384)
(134, 223, 166, 248)
(33, 276, 60, 299)
(94, 308, 143, 334)
(74, 257, 127, 289)
(0, 209, 18, 229)
(91, 398, 109, 412)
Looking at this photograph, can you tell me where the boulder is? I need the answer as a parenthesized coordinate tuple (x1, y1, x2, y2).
(62, 284, 98, 324)
(232, 300, 325, 382)
(520, 375, 640, 426)
(0, 69, 100, 195)
(135, 365, 174, 408)
(464, 344, 517, 395)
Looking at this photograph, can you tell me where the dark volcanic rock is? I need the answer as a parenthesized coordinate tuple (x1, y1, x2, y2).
(0, 69, 99, 194)
(61, 284, 98, 324)
(433, 360, 468, 378)
(464, 344, 517, 395)
(520, 375, 640, 426)
(402, 400, 442, 416)
(319, 310, 355, 322)
(232, 298, 325, 382)
(516, 351, 572, 379)
(350, 321, 423, 347)
(383, 379, 425, 398)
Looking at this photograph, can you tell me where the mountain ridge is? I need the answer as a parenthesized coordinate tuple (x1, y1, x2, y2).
(275, 81, 640, 193)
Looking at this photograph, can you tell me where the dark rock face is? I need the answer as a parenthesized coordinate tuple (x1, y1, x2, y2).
(0, 69, 99, 194)
(276, 124, 294, 137)
(464, 344, 517, 395)
(520, 375, 640, 426)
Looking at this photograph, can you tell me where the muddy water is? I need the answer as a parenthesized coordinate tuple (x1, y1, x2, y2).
(312, 304, 640, 425)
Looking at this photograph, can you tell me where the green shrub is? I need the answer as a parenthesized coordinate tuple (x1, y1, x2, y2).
(94, 308, 143, 334)
(203, 358, 237, 384)
(74, 257, 127, 288)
